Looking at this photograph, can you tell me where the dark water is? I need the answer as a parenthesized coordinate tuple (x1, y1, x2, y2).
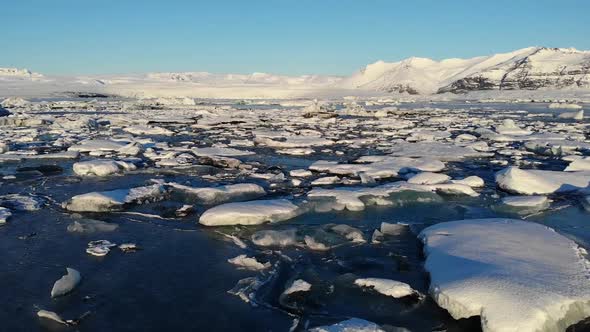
(1, 101, 589, 332)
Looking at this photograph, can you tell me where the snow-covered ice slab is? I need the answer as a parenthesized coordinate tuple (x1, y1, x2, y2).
(501, 195, 550, 207)
(199, 199, 301, 226)
(354, 278, 418, 298)
(308, 180, 477, 212)
(419, 218, 590, 332)
(388, 142, 493, 161)
(496, 166, 590, 195)
(166, 182, 265, 205)
(310, 157, 445, 179)
(63, 184, 167, 212)
(191, 147, 254, 157)
(73, 160, 136, 176)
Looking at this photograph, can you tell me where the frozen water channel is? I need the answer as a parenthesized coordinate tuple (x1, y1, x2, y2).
(0, 97, 589, 332)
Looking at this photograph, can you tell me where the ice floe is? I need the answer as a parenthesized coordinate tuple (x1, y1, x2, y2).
(419, 218, 590, 332)
(354, 278, 419, 298)
(63, 184, 167, 212)
(496, 166, 590, 195)
(199, 199, 301, 226)
(51, 268, 81, 298)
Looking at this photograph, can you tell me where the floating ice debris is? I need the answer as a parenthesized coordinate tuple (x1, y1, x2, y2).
(304, 235, 330, 251)
(407, 172, 450, 185)
(496, 166, 590, 195)
(0, 194, 45, 211)
(494, 119, 531, 136)
(166, 182, 266, 205)
(419, 218, 590, 332)
(118, 243, 139, 252)
(308, 181, 477, 212)
(310, 157, 445, 179)
(379, 222, 409, 236)
(228, 276, 269, 304)
(308, 318, 388, 332)
(502, 195, 550, 208)
(557, 109, 584, 120)
(311, 176, 341, 186)
(330, 224, 365, 243)
(73, 159, 136, 176)
(0, 207, 12, 224)
(227, 254, 270, 271)
(51, 267, 81, 298)
(68, 139, 130, 153)
(191, 146, 254, 157)
(289, 169, 313, 177)
(63, 184, 167, 212)
(354, 278, 419, 299)
(37, 310, 67, 325)
(67, 218, 119, 233)
(199, 199, 301, 226)
(123, 124, 174, 136)
(175, 204, 194, 217)
(254, 135, 334, 149)
(251, 229, 298, 247)
(548, 102, 582, 109)
(450, 175, 485, 188)
(387, 142, 493, 161)
(282, 279, 311, 296)
(86, 240, 117, 256)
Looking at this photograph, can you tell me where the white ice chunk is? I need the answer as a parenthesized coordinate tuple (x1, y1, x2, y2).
(310, 157, 445, 179)
(251, 229, 298, 247)
(73, 160, 135, 176)
(502, 195, 550, 207)
(0, 207, 11, 224)
(354, 278, 417, 298)
(282, 279, 312, 295)
(419, 218, 590, 332)
(407, 172, 450, 185)
(51, 268, 81, 298)
(227, 254, 270, 271)
(451, 176, 485, 188)
(123, 125, 174, 136)
(199, 199, 301, 226)
(37, 310, 67, 325)
(557, 110, 584, 120)
(167, 182, 265, 205)
(63, 184, 167, 212)
(496, 166, 590, 195)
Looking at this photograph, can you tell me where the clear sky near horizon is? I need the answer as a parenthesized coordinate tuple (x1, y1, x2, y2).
(2, 0, 589, 76)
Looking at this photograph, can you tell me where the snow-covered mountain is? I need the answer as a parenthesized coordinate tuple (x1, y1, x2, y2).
(1, 47, 589, 98)
(0, 67, 44, 80)
(340, 47, 590, 94)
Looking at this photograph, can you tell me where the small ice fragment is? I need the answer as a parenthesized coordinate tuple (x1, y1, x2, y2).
(282, 279, 311, 296)
(251, 229, 298, 247)
(51, 268, 81, 298)
(118, 243, 139, 252)
(227, 254, 270, 271)
(0, 207, 12, 224)
(37, 310, 67, 325)
(354, 277, 418, 298)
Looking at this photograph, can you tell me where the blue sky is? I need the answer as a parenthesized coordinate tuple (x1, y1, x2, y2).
(2, 0, 589, 75)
